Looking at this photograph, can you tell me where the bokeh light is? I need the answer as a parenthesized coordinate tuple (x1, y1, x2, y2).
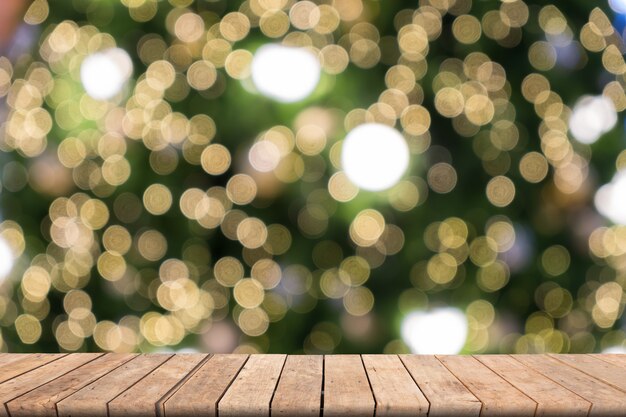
(251, 44, 321, 103)
(595, 171, 626, 225)
(569, 95, 617, 144)
(401, 308, 468, 354)
(80, 48, 133, 100)
(341, 123, 410, 191)
(0, 236, 14, 281)
(0, 0, 625, 356)
(603, 346, 626, 354)
(609, 0, 626, 14)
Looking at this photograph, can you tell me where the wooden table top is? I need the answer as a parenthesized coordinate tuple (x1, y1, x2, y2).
(0, 353, 624, 416)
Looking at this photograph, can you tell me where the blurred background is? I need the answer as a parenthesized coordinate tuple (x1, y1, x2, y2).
(0, 0, 626, 355)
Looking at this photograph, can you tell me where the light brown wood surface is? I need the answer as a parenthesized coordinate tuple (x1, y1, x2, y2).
(0, 353, 102, 417)
(163, 354, 248, 417)
(0, 353, 625, 416)
(57, 353, 172, 417)
(400, 354, 481, 417)
(552, 354, 626, 393)
(0, 353, 27, 367)
(438, 355, 537, 416)
(218, 354, 286, 417)
(107, 354, 207, 417)
(477, 354, 590, 417)
(593, 353, 626, 368)
(271, 355, 323, 417)
(515, 354, 626, 416)
(362, 354, 429, 416)
(7, 353, 134, 417)
(323, 355, 375, 417)
(0, 353, 65, 384)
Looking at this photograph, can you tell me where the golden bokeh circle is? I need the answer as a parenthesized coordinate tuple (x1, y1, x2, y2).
(187, 60, 217, 91)
(486, 176, 515, 207)
(214, 256, 244, 287)
(427, 163, 457, 194)
(350, 209, 385, 247)
(201, 144, 231, 175)
(519, 152, 549, 183)
(143, 184, 173, 215)
(452, 15, 481, 44)
(226, 174, 257, 205)
(401, 105, 431, 135)
(225, 50, 253, 80)
(237, 217, 268, 249)
(234, 278, 265, 308)
(435, 87, 465, 118)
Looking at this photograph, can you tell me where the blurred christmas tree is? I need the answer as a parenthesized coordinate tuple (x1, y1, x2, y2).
(0, 0, 626, 355)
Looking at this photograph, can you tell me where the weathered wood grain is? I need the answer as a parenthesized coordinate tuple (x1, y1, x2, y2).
(218, 354, 286, 417)
(592, 353, 626, 369)
(477, 354, 590, 417)
(7, 353, 134, 417)
(0, 353, 65, 384)
(552, 354, 626, 393)
(107, 354, 208, 417)
(323, 355, 375, 417)
(400, 355, 481, 417)
(271, 355, 323, 417)
(163, 354, 247, 417)
(515, 354, 626, 416)
(57, 353, 172, 417)
(438, 355, 537, 416)
(0, 353, 103, 417)
(0, 353, 19, 366)
(362, 354, 429, 416)
(0, 353, 624, 416)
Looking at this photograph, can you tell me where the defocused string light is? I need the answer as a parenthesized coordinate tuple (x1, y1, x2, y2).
(341, 123, 410, 192)
(248, 140, 281, 172)
(0, 236, 14, 281)
(80, 48, 133, 100)
(2, 0, 626, 355)
(251, 44, 321, 103)
(595, 171, 626, 225)
(401, 307, 468, 354)
(568, 95, 617, 144)
(603, 346, 626, 354)
(609, 0, 626, 14)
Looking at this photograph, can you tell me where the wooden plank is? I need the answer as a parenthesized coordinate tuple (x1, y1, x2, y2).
(7, 353, 134, 417)
(5, 353, 626, 416)
(271, 355, 323, 417)
(477, 355, 590, 416)
(515, 354, 626, 416)
(592, 353, 626, 370)
(362, 354, 428, 416)
(0, 353, 57, 369)
(218, 354, 286, 417)
(57, 354, 172, 417)
(0, 353, 19, 366)
(0, 353, 103, 417)
(0, 354, 19, 369)
(438, 355, 537, 416)
(555, 354, 626, 393)
(0, 354, 65, 384)
(107, 354, 208, 417)
(323, 355, 375, 417)
(400, 355, 481, 417)
(163, 354, 247, 417)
